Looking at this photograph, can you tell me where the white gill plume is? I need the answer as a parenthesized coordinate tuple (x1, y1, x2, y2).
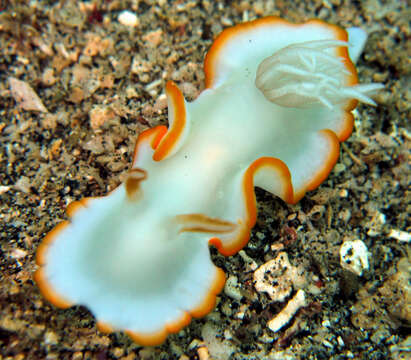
(255, 40, 384, 109)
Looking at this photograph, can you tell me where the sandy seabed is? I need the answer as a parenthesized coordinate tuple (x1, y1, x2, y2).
(0, 1, 409, 359)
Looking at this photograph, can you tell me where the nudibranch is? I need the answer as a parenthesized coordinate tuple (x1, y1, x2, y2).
(35, 17, 383, 346)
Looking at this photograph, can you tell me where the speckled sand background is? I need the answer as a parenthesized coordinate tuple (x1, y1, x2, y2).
(0, 1, 410, 359)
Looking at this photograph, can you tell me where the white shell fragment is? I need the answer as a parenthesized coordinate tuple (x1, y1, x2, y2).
(118, 10, 139, 27)
(253, 252, 306, 302)
(340, 240, 370, 276)
(388, 229, 411, 243)
(267, 289, 307, 333)
(224, 275, 243, 301)
(8, 77, 48, 112)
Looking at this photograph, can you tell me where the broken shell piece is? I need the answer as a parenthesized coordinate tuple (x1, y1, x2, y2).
(268, 289, 307, 332)
(340, 239, 369, 276)
(388, 229, 411, 243)
(224, 275, 243, 301)
(253, 252, 306, 302)
(201, 322, 236, 360)
(118, 10, 139, 27)
(8, 77, 48, 112)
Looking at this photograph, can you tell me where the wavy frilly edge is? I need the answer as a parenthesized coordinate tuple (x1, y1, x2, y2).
(35, 124, 227, 346)
(35, 224, 225, 347)
(199, 17, 356, 255)
(35, 17, 362, 346)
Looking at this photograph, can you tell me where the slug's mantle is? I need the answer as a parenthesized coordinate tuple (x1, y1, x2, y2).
(35, 17, 382, 346)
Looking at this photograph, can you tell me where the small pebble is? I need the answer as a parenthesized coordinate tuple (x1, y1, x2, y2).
(118, 10, 139, 27)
